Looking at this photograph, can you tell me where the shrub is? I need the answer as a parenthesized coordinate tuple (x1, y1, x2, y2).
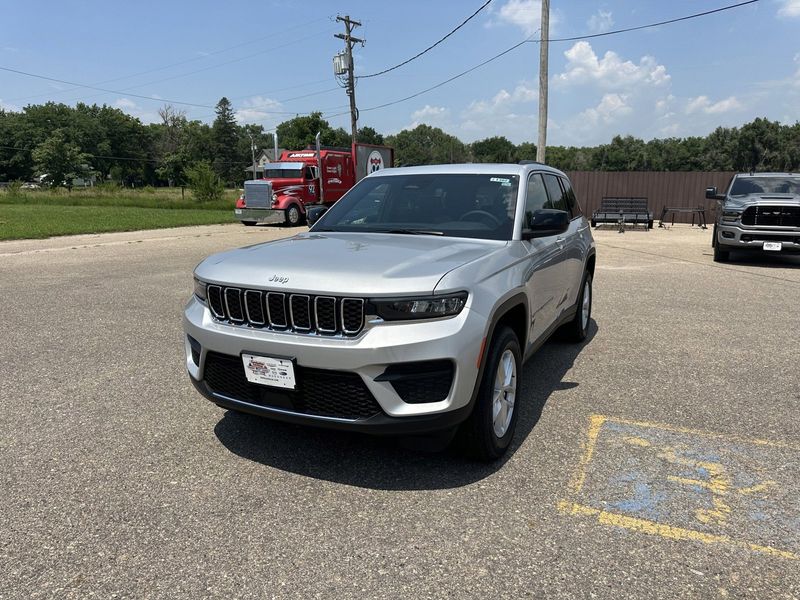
(187, 162, 224, 203)
(6, 180, 23, 197)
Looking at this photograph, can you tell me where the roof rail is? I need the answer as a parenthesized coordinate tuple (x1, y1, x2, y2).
(518, 160, 544, 165)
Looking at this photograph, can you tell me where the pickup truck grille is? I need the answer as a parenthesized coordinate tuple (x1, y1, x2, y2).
(207, 285, 364, 336)
(741, 205, 800, 227)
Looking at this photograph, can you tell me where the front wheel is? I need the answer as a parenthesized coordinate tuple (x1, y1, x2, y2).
(560, 271, 592, 342)
(285, 204, 302, 227)
(457, 326, 521, 461)
(713, 243, 730, 262)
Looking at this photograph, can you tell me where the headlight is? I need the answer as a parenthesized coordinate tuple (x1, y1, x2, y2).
(722, 210, 741, 222)
(370, 292, 468, 321)
(193, 277, 207, 302)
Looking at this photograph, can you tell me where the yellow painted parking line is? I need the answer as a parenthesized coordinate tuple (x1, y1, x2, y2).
(560, 414, 799, 561)
(557, 501, 798, 561)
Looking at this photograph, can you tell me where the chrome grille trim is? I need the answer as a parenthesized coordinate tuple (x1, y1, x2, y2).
(224, 288, 245, 323)
(266, 292, 287, 328)
(289, 294, 312, 331)
(207, 285, 226, 319)
(341, 298, 365, 335)
(207, 287, 365, 336)
(243, 290, 265, 325)
(314, 296, 337, 333)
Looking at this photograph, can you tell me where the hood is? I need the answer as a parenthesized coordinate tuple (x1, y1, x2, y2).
(726, 193, 800, 209)
(195, 232, 505, 296)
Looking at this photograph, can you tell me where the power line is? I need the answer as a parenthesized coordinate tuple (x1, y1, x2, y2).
(6, 16, 335, 103)
(352, 0, 759, 115)
(357, 0, 493, 79)
(540, 0, 758, 43)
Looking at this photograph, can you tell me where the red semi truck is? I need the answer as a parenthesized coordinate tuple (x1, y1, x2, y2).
(235, 142, 394, 226)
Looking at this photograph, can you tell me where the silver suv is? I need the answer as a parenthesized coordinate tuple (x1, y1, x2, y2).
(184, 164, 596, 459)
(708, 172, 800, 262)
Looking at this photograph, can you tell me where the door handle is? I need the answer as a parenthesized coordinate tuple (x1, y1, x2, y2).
(556, 237, 566, 247)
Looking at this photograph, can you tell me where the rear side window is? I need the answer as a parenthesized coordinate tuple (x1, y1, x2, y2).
(525, 173, 550, 221)
(542, 174, 568, 212)
(559, 176, 582, 218)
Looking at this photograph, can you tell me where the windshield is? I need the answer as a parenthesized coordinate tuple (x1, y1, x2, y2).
(264, 168, 303, 179)
(312, 173, 520, 241)
(730, 176, 800, 195)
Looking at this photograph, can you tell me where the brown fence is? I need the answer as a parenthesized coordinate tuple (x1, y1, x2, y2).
(565, 171, 736, 224)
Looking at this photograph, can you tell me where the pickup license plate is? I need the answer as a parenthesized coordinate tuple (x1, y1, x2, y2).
(234, 209, 242, 215)
(763, 242, 782, 251)
(242, 354, 296, 389)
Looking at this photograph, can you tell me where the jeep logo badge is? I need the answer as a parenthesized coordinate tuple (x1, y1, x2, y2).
(269, 275, 289, 284)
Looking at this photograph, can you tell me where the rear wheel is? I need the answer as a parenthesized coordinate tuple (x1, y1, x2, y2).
(457, 326, 521, 461)
(285, 204, 302, 226)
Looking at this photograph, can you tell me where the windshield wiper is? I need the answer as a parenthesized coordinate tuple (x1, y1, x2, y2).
(380, 228, 444, 236)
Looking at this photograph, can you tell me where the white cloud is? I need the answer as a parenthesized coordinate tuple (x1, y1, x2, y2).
(487, 0, 560, 37)
(555, 41, 670, 89)
(234, 96, 284, 125)
(587, 9, 613, 33)
(458, 82, 538, 142)
(409, 105, 451, 128)
(114, 98, 138, 110)
(578, 93, 632, 125)
(778, 0, 800, 17)
(685, 95, 743, 115)
(111, 98, 160, 124)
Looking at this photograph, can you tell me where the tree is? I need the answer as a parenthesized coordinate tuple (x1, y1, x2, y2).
(276, 112, 351, 150)
(31, 129, 90, 188)
(357, 126, 384, 146)
(471, 136, 517, 163)
(211, 97, 240, 185)
(386, 124, 468, 166)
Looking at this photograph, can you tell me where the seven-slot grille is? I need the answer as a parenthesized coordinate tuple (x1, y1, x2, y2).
(206, 285, 364, 336)
(741, 205, 800, 228)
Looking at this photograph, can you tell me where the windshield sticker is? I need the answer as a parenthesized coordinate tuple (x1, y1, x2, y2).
(490, 177, 512, 187)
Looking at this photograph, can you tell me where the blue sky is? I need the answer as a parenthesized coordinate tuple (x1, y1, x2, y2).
(1, 0, 798, 146)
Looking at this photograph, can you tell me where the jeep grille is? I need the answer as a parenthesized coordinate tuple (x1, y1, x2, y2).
(206, 286, 365, 336)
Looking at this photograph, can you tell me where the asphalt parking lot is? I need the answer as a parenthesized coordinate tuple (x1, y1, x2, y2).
(1, 223, 799, 599)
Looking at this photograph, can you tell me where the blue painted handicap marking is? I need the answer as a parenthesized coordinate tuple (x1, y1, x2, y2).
(561, 415, 800, 560)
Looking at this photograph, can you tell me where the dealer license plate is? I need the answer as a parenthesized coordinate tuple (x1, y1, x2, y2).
(763, 242, 782, 251)
(242, 354, 296, 389)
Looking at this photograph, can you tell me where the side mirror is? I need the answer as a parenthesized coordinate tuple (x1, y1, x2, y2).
(522, 209, 570, 239)
(306, 205, 328, 227)
(705, 186, 723, 200)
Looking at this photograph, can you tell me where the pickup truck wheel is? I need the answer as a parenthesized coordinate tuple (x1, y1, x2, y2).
(242, 221, 257, 227)
(457, 326, 521, 461)
(713, 243, 730, 262)
(285, 205, 302, 227)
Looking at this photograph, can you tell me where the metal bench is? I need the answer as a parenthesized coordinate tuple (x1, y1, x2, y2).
(591, 197, 653, 231)
(658, 206, 708, 229)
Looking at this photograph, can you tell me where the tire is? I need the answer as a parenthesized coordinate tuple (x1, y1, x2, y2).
(560, 271, 592, 343)
(713, 243, 730, 262)
(242, 221, 257, 227)
(457, 326, 521, 461)
(285, 204, 302, 226)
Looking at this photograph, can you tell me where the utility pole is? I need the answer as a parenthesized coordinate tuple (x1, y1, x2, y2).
(248, 131, 257, 180)
(536, 0, 550, 163)
(334, 15, 364, 144)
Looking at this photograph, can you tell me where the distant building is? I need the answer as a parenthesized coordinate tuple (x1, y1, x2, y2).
(244, 149, 285, 179)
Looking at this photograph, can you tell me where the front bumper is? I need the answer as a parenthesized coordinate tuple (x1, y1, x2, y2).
(183, 296, 487, 432)
(717, 223, 800, 253)
(234, 207, 285, 224)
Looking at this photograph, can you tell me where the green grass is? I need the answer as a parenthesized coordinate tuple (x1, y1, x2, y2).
(0, 204, 236, 241)
(0, 187, 238, 211)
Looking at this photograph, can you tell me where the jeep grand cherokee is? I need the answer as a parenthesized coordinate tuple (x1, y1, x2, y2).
(184, 164, 596, 460)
